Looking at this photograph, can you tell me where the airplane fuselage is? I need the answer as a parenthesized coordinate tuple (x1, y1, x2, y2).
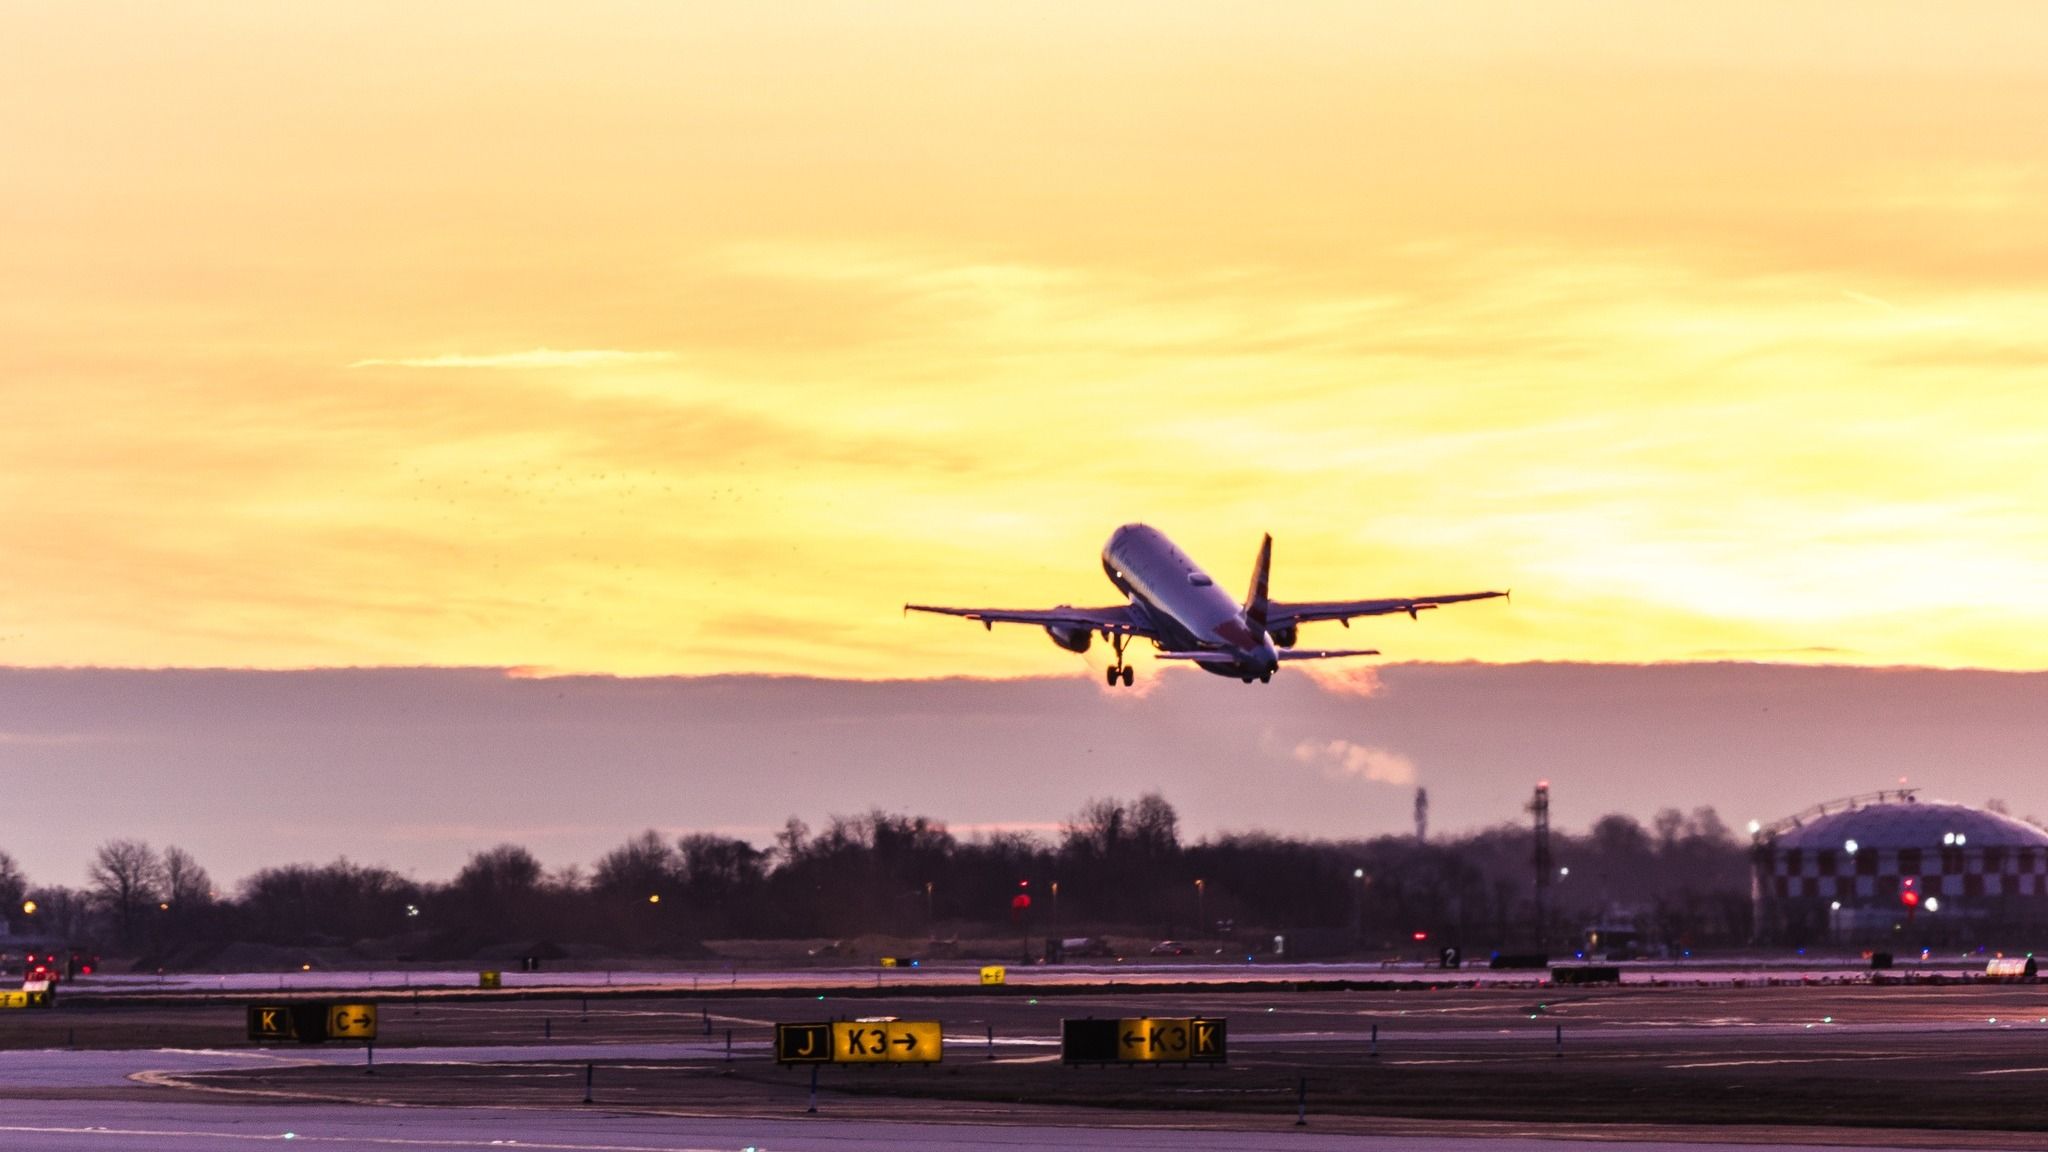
(1102, 524, 1279, 680)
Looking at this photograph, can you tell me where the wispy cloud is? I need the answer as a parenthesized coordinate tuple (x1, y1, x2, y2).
(0, 731, 113, 746)
(349, 349, 677, 370)
(1292, 739, 1417, 787)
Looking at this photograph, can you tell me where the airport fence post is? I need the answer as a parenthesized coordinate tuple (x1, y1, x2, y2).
(545, 1018, 552, 1041)
(581, 996, 588, 1022)
(1296, 1076, 1307, 1127)
(703, 1006, 712, 1035)
(365, 1042, 374, 1075)
(987, 1024, 994, 1060)
(807, 1064, 819, 1114)
(726, 1028, 733, 1062)
(582, 1063, 594, 1104)
(1554, 1024, 1562, 1058)
(1370, 1022, 1378, 1058)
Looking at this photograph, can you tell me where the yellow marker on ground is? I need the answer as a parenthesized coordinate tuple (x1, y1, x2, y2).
(479, 970, 501, 989)
(979, 965, 1006, 985)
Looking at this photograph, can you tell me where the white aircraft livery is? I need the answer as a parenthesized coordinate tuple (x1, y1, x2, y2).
(906, 523, 1506, 687)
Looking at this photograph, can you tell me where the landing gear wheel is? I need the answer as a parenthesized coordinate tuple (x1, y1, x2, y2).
(1259, 671, 1272, 684)
(1121, 666, 1135, 687)
(1104, 632, 1134, 688)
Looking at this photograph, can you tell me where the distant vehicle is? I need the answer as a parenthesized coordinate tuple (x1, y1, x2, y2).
(1148, 940, 1190, 956)
(1060, 936, 1113, 958)
(907, 523, 1505, 686)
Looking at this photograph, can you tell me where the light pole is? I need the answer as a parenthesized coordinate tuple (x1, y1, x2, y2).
(1195, 879, 1206, 936)
(1353, 868, 1370, 945)
(924, 881, 934, 930)
(1051, 881, 1060, 937)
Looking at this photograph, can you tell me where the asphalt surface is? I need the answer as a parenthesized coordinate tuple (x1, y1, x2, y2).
(67, 956, 1988, 999)
(11, 971, 2048, 1149)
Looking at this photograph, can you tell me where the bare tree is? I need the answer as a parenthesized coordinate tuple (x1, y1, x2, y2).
(160, 847, 213, 909)
(1129, 793, 1180, 857)
(22, 885, 92, 943)
(593, 831, 677, 899)
(0, 850, 25, 934)
(87, 839, 162, 948)
(1063, 797, 1127, 859)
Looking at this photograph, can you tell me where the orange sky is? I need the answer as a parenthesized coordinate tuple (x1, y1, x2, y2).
(6, 3, 2048, 678)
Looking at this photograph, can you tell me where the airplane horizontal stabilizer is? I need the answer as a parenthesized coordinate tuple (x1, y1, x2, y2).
(1153, 650, 1241, 664)
(1275, 648, 1381, 661)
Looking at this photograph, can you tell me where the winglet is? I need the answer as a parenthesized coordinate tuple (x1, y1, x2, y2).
(1243, 533, 1273, 632)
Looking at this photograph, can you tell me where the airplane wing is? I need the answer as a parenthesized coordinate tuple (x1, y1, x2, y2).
(903, 602, 1153, 636)
(1265, 590, 1507, 629)
(1275, 647, 1382, 661)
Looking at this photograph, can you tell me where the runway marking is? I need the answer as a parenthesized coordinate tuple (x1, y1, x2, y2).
(0, 1125, 739, 1151)
(1971, 1066, 2048, 1076)
(1666, 1055, 1918, 1069)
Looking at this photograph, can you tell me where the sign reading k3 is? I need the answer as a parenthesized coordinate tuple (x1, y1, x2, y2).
(776, 1020, 943, 1064)
(833, 1020, 943, 1063)
(1063, 1017, 1226, 1064)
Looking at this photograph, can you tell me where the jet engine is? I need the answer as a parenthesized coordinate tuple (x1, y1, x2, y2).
(1269, 624, 1298, 648)
(1045, 623, 1093, 653)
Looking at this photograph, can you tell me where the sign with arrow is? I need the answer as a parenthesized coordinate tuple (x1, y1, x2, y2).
(830, 1019, 943, 1063)
(326, 1002, 378, 1040)
(777, 1020, 942, 1064)
(247, 1001, 380, 1043)
(1062, 1017, 1226, 1064)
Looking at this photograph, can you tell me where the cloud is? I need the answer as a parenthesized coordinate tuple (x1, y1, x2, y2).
(0, 731, 124, 746)
(1307, 666, 1386, 698)
(1292, 738, 1417, 786)
(348, 349, 677, 370)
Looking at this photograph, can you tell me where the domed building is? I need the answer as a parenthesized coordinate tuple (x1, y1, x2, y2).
(1751, 791, 2048, 946)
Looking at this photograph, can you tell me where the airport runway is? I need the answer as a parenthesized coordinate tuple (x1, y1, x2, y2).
(7, 1095, 2019, 1152)
(66, 955, 1986, 1000)
(12, 978, 2048, 1149)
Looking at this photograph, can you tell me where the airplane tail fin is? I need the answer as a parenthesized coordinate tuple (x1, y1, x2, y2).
(1243, 533, 1273, 632)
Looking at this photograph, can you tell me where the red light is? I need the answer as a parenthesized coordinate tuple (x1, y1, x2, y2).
(1011, 893, 1032, 910)
(1902, 891, 1920, 907)
(1412, 931, 1428, 941)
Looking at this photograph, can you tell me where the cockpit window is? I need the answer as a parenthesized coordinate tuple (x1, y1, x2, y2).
(1187, 572, 1213, 586)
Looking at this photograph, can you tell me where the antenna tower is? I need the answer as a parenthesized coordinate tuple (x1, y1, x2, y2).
(1529, 781, 1552, 948)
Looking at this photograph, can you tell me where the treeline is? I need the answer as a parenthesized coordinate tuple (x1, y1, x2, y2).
(0, 796, 1754, 964)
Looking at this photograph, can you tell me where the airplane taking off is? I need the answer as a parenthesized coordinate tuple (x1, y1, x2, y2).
(906, 523, 1506, 687)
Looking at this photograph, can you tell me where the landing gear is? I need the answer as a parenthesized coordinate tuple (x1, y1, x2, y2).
(1105, 633, 1136, 688)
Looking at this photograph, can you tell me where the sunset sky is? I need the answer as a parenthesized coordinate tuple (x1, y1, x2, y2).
(7, 3, 2048, 681)
(6, 7, 2048, 882)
